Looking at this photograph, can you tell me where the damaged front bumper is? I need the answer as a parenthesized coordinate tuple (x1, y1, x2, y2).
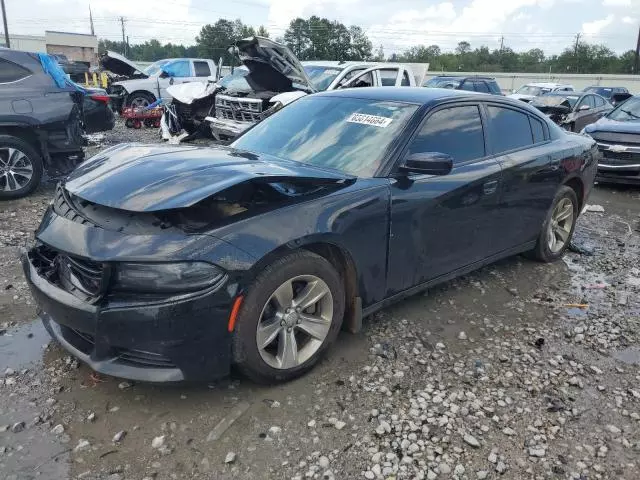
(205, 116, 253, 140)
(21, 206, 245, 382)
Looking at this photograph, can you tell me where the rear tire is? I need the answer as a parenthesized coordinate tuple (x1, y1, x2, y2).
(232, 251, 345, 383)
(528, 186, 578, 262)
(0, 135, 44, 200)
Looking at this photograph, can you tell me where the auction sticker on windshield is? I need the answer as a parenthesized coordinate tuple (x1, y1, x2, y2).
(347, 113, 392, 128)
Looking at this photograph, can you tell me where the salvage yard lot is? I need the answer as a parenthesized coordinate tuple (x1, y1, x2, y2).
(1, 120, 640, 480)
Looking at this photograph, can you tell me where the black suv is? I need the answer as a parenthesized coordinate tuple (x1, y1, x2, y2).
(423, 75, 503, 95)
(0, 49, 114, 199)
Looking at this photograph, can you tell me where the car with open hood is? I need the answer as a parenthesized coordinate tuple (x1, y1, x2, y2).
(101, 51, 219, 111)
(530, 91, 612, 132)
(168, 38, 420, 141)
(582, 95, 640, 185)
(23, 87, 597, 383)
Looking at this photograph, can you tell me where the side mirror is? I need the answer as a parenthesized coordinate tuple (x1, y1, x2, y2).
(399, 152, 453, 176)
(578, 104, 591, 111)
(159, 70, 170, 79)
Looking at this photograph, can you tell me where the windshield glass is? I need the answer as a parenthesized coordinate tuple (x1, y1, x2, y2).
(607, 96, 640, 121)
(516, 85, 551, 96)
(584, 87, 613, 98)
(144, 59, 172, 76)
(533, 95, 580, 108)
(424, 77, 460, 88)
(304, 66, 343, 91)
(232, 96, 418, 177)
(218, 69, 251, 91)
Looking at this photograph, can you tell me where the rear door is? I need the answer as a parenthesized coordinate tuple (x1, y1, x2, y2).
(484, 102, 558, 250)
(387, 102, 503, 292)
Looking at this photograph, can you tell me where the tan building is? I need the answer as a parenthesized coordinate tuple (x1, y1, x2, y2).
(1, 30, 98, 66)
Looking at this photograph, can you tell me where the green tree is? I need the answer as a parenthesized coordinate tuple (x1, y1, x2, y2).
(196, 19, 239, 64)
(256, 25, 270, 38)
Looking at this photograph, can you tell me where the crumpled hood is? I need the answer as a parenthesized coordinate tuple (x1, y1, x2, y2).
(584, 116, 640, 135)
(234, 36, 316, 93)
(65, 143, 350, 212)
(167, 81, 219, 104)
(100, 51, 147, 78)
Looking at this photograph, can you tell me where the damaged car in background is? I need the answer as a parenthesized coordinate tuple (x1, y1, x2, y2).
(167, 37, 419, 141)
(582, 95, 640, 185)
(23, 88, 598, 383)
(101, 50, 219, 111)
(0, 49, 114, 199)
(530, 91, 612, 132)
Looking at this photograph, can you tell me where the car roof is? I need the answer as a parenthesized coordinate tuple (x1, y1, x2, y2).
(431, 75, 496, 81)
(542, 92, 582, 97)
(314, 86, 523, 106)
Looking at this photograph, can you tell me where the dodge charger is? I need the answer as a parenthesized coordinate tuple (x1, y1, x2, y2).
(23, 88, 598, 383)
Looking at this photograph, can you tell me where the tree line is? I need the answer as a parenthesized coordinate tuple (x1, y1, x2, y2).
(98, 16, 638, 75)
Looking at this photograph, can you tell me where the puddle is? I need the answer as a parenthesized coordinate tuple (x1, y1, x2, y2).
(612, 347, 640, 366)
(0, 319, 50, 370)
(566, 307, 588, 318)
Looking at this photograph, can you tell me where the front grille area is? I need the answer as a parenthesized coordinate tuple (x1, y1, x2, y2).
(215, 94, 263, 123)
(117, 349, 177, 368)
(53, 185, 97, 227)
(30, 244, 106, 303)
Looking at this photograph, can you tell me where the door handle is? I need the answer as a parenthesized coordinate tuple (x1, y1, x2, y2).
(483, 180, 498, 195)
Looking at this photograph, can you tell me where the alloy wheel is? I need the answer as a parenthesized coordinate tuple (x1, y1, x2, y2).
(547, 197, 574, 253)
(0, 147, 34, 192)
(256, 275, 333, 370)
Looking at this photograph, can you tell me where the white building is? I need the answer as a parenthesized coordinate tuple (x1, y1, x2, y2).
(1, 30, 98, 66)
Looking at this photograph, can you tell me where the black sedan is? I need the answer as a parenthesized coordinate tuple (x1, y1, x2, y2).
(530, 91, 612, 132)
(23, 88, 598, 383)
(583, 95, 640, 184)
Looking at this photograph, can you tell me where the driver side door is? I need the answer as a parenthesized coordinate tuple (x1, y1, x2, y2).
(386, 102, 503, 295)
(574, 94, 597, 131)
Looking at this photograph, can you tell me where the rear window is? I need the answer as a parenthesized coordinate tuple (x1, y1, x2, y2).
(193, 61, 211, 77)
(473, 81, 490, 93)
(0, 58, 32, 83)
(487, 106, 533, 153)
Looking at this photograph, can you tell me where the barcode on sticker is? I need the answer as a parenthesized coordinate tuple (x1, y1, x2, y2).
(346, 113, 392, 128)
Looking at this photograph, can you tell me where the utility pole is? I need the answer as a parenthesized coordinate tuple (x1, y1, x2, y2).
(499, 36, 504, 53)
(89, 5, 95, 36)
(574, 32, 581, 73)
(119, 16, 126, 56)
(1, 0, 10, 48)
(634, 25, 640, 74)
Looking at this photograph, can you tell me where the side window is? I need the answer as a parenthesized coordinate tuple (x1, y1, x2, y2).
(529, 116, 545, 144)
(486, 105, 533, 153)
(593, 95, 605, 107)
(578, 95, 595, 109)
(340, 68, 364, 85)
(459, 80, 475, 92)
(379, 69, 399, 86)
(344, 71, 373, 88)
(193, 61, 211, 77)
(473, 81, 490, 93)
(401, 71, 410, 86)
(163, 60, 191, 78)
(0, 58, 32, 83)
(488, 81, 502, 94)
(408, 105, 485, 164)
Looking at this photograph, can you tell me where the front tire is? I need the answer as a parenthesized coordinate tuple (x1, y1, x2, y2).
(0, 135, 44, 199)
(529, 186, 578, 262)
(126, 91, 155, 108)
(232, 251, 345, 383)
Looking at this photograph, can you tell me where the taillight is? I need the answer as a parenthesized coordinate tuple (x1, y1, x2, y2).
(90, 94, 110, 104)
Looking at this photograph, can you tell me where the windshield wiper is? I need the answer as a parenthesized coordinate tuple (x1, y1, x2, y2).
(619, 109, 640, 119)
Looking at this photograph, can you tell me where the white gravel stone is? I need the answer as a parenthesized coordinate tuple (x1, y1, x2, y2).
(458, 331, 468, 340)
(476, 471, 488, 479)
(439, 462, 451, 474)
(502, 427, 516, 436)
(454, 464, 465, 475)
(112, 430, 126, 443)
(463, 434, 480, 448)
(74, 439, 90, 452)
(606, 425, 621, 434)
(307, 420, 316, 428)
(364, 472, 375, 480)
(318, 456, 330, 469)
(224, 451, 236, 464)
(334, 421, 346, 430)
(529, 447, 546, 457)
(151, 435, 165, 449)
(51, 424, 65, 435)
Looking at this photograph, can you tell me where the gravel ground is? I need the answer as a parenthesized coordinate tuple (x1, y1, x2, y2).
(1, 121, 640, 480)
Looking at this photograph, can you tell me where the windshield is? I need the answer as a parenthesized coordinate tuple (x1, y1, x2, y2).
(515, 85, 551, 96)
(232, 96, 418, 177)
(218, 69, 251, 91)
(533, 95, 580, 108)
(144, 59, 172, 76)
(304, 66, 343, 91)
(584, 87, 613, 98)
(424, 77, 460, 88)
(607, 96, 640, 121)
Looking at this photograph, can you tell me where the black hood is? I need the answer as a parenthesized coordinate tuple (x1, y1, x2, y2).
(64, 143, 350, 212)
(233, 37, 316, 93)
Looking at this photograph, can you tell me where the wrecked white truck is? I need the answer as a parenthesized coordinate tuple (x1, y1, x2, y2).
(165, 37, 419, 142)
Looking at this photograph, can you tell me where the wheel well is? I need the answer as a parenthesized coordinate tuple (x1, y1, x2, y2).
(127, 90, 156, 101)
(0, 126, 41, 153)
(564, 177, 584, 211)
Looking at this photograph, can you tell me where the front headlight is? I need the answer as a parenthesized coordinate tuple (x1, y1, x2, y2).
(113, 262, 224, 293)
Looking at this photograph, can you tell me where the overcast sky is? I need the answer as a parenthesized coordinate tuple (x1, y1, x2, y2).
(4, 0, 639, 55)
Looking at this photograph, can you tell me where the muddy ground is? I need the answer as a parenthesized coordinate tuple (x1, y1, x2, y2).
(1, 122, 640, 480)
